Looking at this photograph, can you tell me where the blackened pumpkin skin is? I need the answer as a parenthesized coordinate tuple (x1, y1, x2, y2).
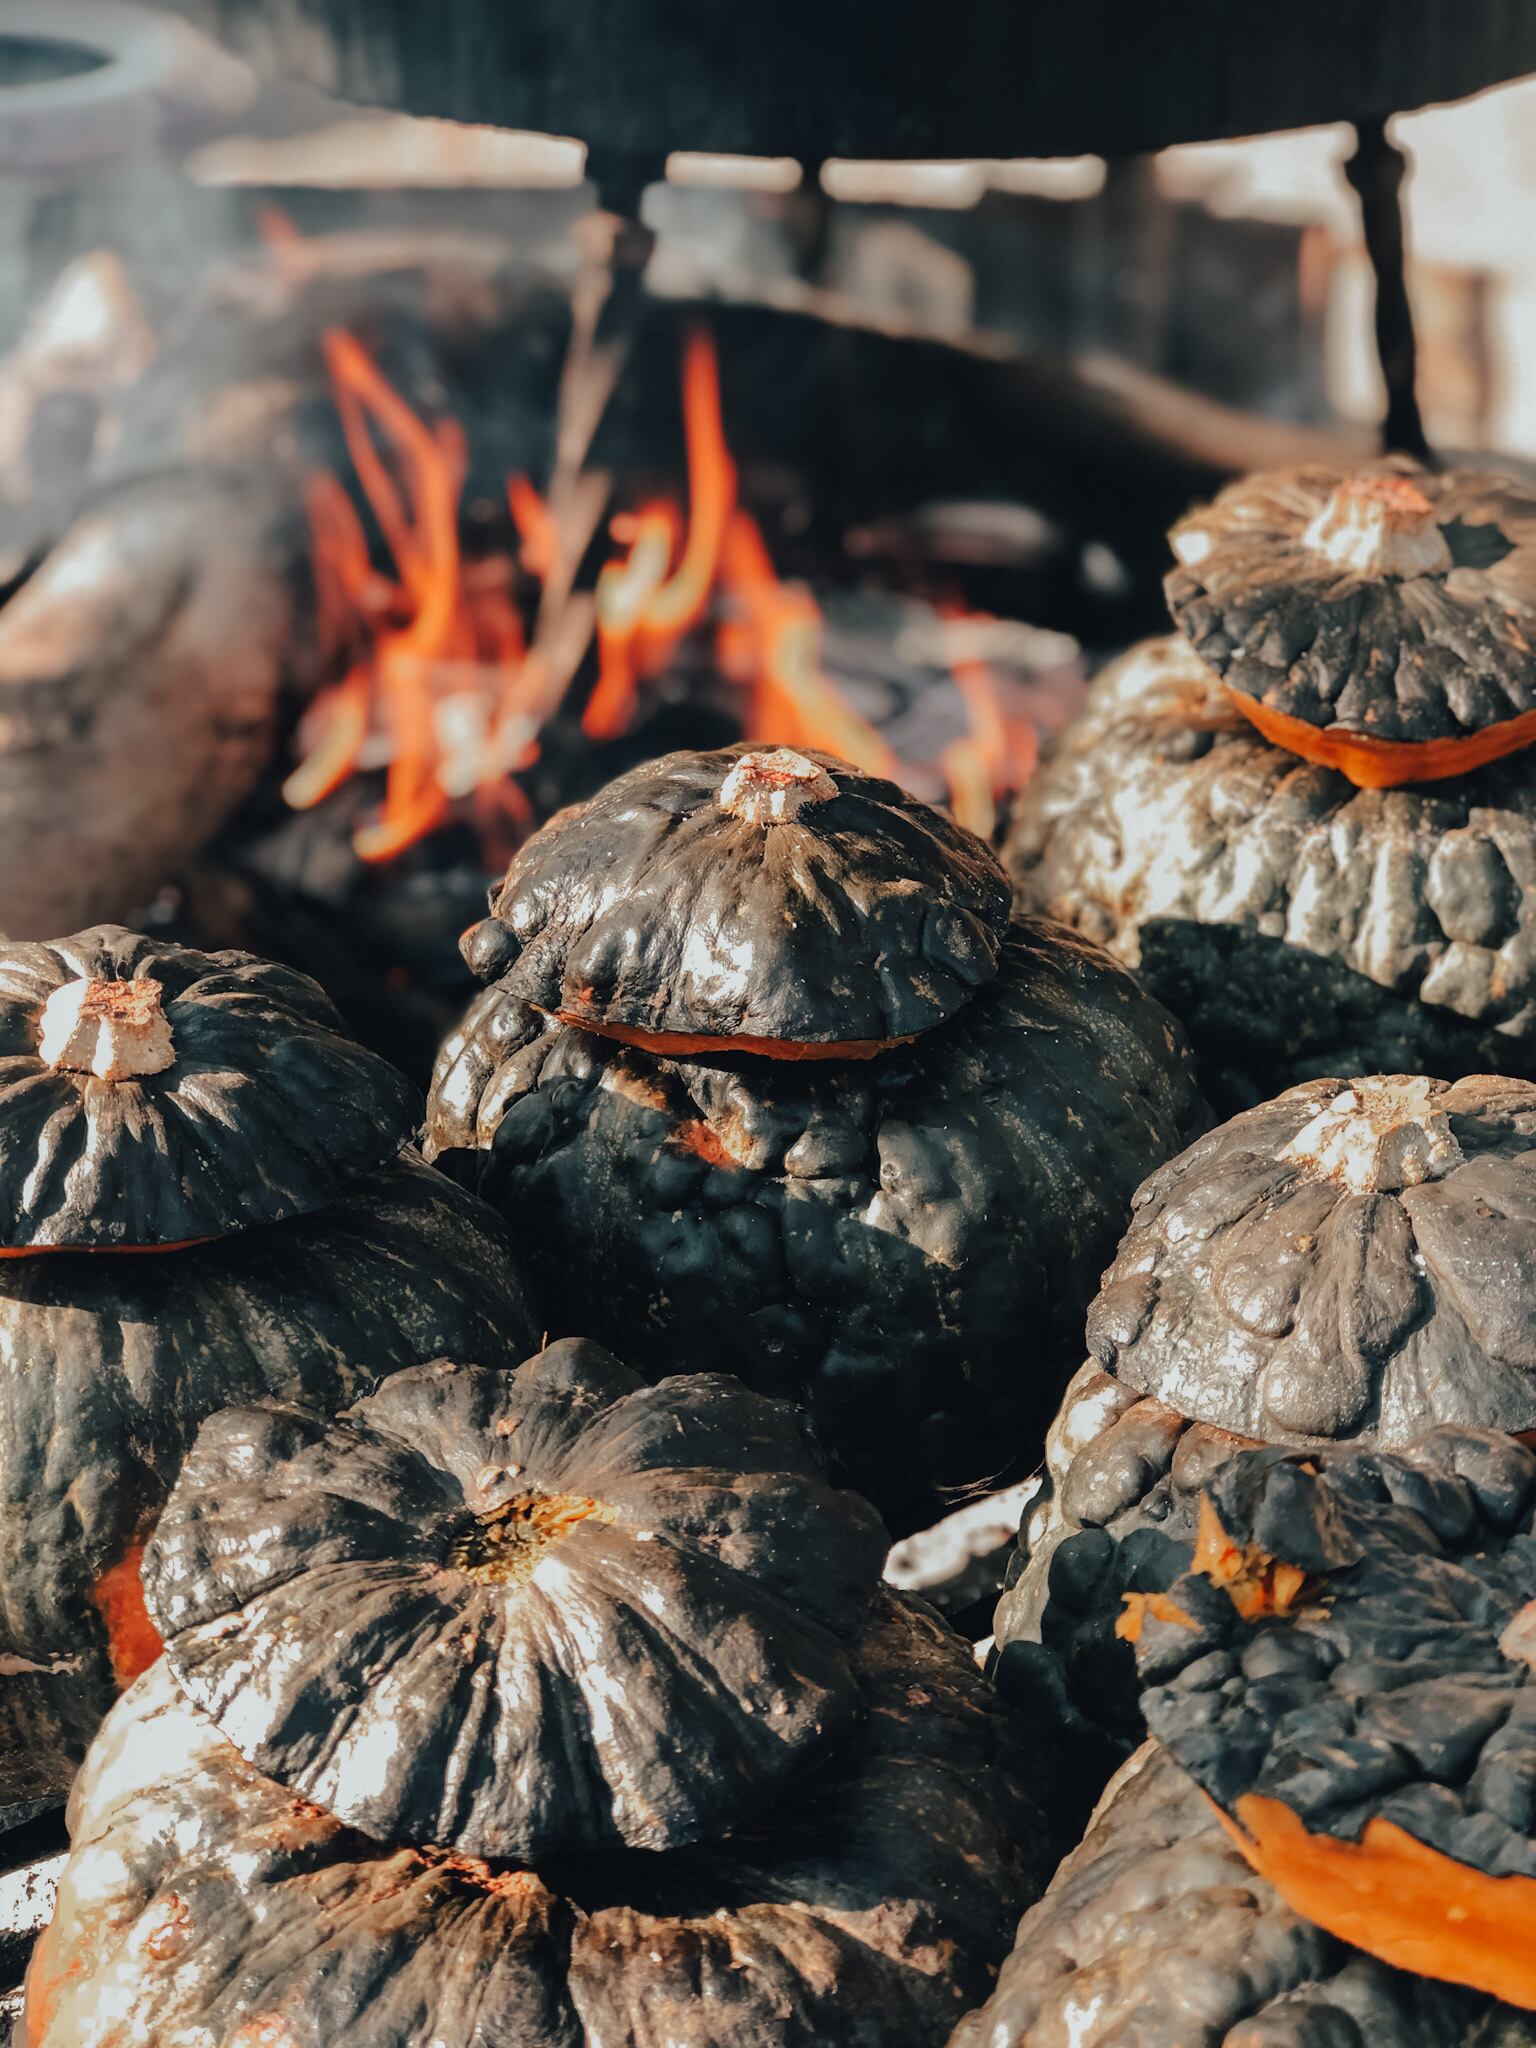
(999, 1073, 1536, 1774)
(1166, 461, 1536, 751)
(0, 927, 421, 1248)
(948, 1739, 1536, 2048)
(991, 1364, 1254, 1779)
(0, 1152, 536, 1797)
(28, 1595, 1058, 2048)
(428, 922, 1204, 1516)
(1091, 1072, 1536, 1446)
(145, 1345, 887, 1859)
(1133, 1429, 1536, 2004)
(1005, 638, 1536, 1108)
(467, 745, 1013, 1051)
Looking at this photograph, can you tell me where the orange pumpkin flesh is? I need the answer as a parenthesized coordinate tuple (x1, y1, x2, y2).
(0, 1237, 215, 1259)
(91, 1543, 165, 1691)
(1230, 689, 1536, 789)
(546, 1008, 914, 1061)
(1213, 1793, 1536, 2010)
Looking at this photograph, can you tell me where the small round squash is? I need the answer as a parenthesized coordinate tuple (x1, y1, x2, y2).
(27, 1592, 1059, 2048)
(950, 1737, 1536, 2048)
(144, 1343, 888, 1858)
(0, 1153, 536, 1798)
(0, 927, 421, 1248)
(1005, 637, 1536, 1108)
(1131, 1427, 1536, 2010)
(1166, 460, 1536, 786)
(428, 922, 1203, 1518)
(464, 744, 1014, 1057)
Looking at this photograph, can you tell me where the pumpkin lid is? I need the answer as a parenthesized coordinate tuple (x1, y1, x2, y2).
(462, 745, 1012, 1056)
(1165, 461, 1536, 787)
(1090, 1073, 1536, 1446)
(142, 1341, 888, 1859)
(0, 927, 421, 1250)
(1128, 1427, 1536, 2009)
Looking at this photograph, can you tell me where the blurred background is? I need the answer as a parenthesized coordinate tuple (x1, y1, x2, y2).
(4, 0, 1536, 1078)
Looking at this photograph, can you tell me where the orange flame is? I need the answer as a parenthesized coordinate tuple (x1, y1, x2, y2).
(288, 310, 1043, 865)
(717, 513, 896, 776)
(583, 326, 736, 739)
(940, 612, 1040, 839)
(286, 328, 555, 861)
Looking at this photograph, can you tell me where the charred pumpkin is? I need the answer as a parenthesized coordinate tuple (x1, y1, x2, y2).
(430, 904, 1202, 1519)
(0, 927, 420, 1248)
(1166, 460, 1536, 788)
(994, 1071, 1536, 1774)
(1131, 1426, 1536, 2009)
(28, 1584, 1059, 2048)
(0, 1153, 537, 1800)
(144, 1345, 887, 1858)
(949, 1737, 1536, 2047)
(464, 743, 1013, 1057)
(1006, 636, 1536, 1110)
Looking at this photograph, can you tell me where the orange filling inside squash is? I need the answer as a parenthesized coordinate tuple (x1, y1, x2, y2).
(92, 1543, 164, 1691)
(1212, 1792, 1536, 2009)
(1229, 690, 1536, 790)
(546, 1008, 913, 1061)
(0, 1237, 215, 1260)
(1115, 1590, 1197, 1644)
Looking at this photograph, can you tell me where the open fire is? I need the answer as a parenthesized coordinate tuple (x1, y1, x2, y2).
(284, 307, 1039, 861)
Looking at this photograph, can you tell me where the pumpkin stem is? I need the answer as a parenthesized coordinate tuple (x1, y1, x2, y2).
(717, 748, 838, 824)
(38, 977, 175, 1081)
(1278, 1075, 1463, 1195)
(1300, 474, 1452, 579)
(448, 1489, 614, 1584)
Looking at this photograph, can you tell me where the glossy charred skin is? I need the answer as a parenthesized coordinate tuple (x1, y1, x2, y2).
(995, 1073, 1536, 1762)
(992, 1364, 1256, 1779)
(145, 1344, 887, 1859)
(0, 927, 421, 1248)
(1133, 1429, 1536, 2007)
(1005, 638, 1536, 1106)
(0, 1153, 536, 1796)
(949, 1739, 1536, 2048)
(466, 745, 1013, 1053)
(1166, 461, 1536, 759)
(427, 922, 1203, 1515)
(28, 1594, 1058, 2048)
(1091, 1072, 1536, 1445)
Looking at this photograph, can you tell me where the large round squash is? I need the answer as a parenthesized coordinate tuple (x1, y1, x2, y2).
(0, 1153, 536, 1800)
(429, 919, 1202, 1519)
(26, 1592, 1060, 2048)
(144, 1345, 888, 1859)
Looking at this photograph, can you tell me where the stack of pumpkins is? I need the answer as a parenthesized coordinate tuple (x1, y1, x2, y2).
(962, 1425, 1536, 2044)
(26, 1341, 1071, 2047)
(1007, 460, 1536, 1109)
(426, 743, 1204, 1525)
(0, 926, 536, 1804)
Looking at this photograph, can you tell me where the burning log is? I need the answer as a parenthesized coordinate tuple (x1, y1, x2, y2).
(0, 473, 294, 939)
